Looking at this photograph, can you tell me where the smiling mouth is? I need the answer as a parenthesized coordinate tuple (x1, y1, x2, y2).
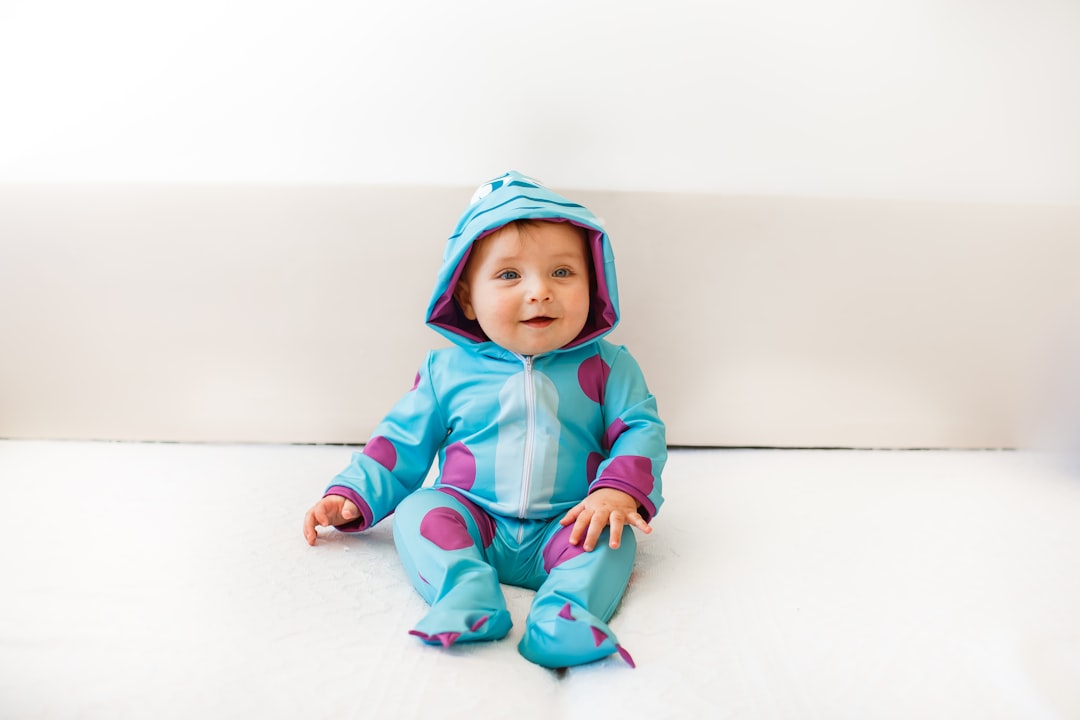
(522, 316, 556, 328)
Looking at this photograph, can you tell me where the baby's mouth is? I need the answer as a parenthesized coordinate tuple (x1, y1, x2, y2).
(522, 316, 556, 328)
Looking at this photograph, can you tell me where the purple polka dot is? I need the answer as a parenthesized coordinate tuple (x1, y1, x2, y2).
(440, 442, 476, 490)
(437, 487, 495, 549)
(362, 436, 397, 471)
(598, 455, 655, 497)
(586, 452, 604, 482)
(542, 524, 586, 573)
(420, 507, 474, 550)
(604, 418, 630, 452)
(577, 355, 611, 405)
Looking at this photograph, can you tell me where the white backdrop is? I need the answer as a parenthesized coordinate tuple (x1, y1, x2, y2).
(2, 0, 1078, 202)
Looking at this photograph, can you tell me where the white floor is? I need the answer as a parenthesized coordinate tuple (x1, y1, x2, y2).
(1, 441, 1078, 719)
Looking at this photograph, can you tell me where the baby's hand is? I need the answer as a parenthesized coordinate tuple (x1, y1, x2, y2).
(559, 488, 651, 552)
(303, 495, 361, 546)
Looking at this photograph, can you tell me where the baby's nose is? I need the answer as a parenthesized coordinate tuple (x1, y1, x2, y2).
(526, 276, 553, 301)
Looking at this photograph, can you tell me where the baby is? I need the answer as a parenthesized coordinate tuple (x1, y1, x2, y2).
(303, 172, 666, 669)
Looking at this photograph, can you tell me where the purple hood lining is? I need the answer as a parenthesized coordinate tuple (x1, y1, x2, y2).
(427, 221, 617, 353)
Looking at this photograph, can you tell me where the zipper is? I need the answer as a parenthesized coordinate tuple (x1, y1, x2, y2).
(517, 354, 536, 525)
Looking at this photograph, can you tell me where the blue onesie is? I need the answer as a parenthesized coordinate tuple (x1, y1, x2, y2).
(324, 172, 667, 668)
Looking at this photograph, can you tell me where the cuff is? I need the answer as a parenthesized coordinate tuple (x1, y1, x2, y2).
(324, 485, 375, 532)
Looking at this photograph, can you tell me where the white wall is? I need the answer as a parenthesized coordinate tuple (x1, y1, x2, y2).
(2, 0, 1079, 202)
(2, 184, 1078, 447)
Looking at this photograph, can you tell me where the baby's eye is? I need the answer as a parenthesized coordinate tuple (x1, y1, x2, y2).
(552, 268, 572, 278)
(498, 270, 520, 280)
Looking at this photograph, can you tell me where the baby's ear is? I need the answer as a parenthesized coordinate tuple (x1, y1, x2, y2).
(453, 282, 476, 320)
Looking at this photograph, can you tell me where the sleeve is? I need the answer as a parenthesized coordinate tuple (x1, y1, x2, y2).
(324, 352, 448, 531)
(588, 345, 667, 521)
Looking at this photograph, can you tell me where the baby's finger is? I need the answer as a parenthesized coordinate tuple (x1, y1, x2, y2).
(628, 511, 652, 534)
(559, 504, 583, 527)
(569, 510, 592, 546)
(583, 514, 608, 552)
(608, 513, 625, 549)
(303, 510, 318, 545)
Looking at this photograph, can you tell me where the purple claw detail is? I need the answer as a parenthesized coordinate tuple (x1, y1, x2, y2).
(558, 603, 575, 621)
(434, 632, 461, 649)
(409, 629, 461, 649)
(469, 615, 489, 632)
(591, 627, 608, 647)
(616, 644, 636, 668)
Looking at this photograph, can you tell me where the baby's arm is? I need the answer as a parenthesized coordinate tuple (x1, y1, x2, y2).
(303, 495, 361, 546)
(559, 487, 652, 552)
(303, 353, 449, 545)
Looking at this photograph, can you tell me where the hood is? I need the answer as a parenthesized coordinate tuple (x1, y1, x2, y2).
(425, 171, 620, 354)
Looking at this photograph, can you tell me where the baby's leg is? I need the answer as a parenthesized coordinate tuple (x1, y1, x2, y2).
(393, 487, 512, 648)
(518, 522, 638, 669)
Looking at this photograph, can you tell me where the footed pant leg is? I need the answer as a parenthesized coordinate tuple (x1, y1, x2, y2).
(518, 522, 638, 669)
(392, 488, 512, 647)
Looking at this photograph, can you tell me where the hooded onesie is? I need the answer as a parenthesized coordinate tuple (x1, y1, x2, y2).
(324, 171, 666, 668)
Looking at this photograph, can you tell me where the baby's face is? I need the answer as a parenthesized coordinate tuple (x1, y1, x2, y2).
(455, 221, 591, 356)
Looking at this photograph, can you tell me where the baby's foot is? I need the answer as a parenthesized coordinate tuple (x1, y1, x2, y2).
(409, 608, 511, 649)
(518, 602, 634, 668)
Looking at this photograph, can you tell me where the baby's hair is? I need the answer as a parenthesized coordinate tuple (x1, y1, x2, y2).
(512, 218, 586, 237)
(487, 219, 588, 247)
